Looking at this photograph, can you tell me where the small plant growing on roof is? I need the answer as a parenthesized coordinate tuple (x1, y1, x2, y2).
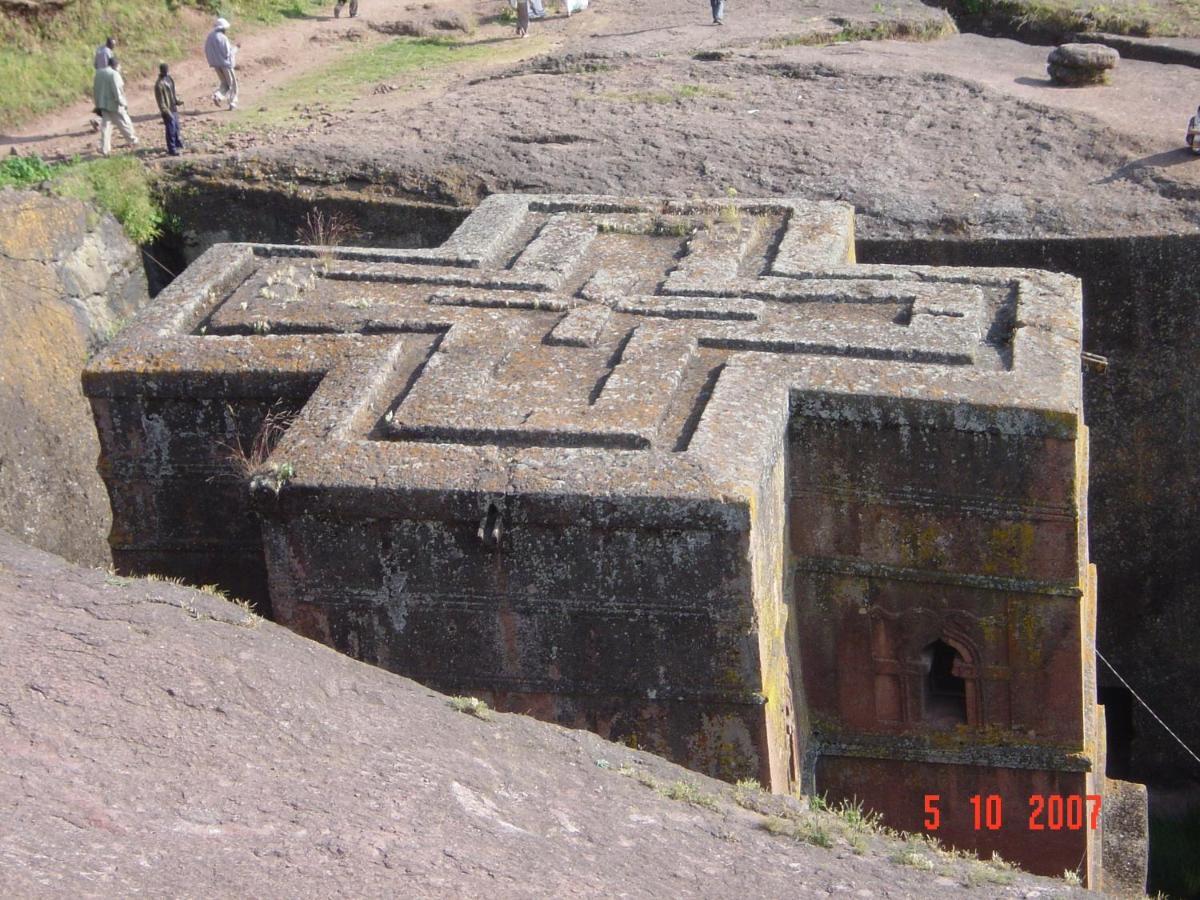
(217, 402, 297, 485)
(718, 185, 741, 225)
(296, 207, 362, 268)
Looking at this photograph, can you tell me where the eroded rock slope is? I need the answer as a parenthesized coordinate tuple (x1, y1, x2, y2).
(0, 532, 1086, 898)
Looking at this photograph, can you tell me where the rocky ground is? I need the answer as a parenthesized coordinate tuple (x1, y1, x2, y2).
(7, 0, 1200, 241)
(0, 531, 1092, 898)
(179, 0, 1200, 240)
(196, 44, 1200, 239)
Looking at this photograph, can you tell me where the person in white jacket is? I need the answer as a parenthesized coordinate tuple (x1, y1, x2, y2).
(204, 18, 239, 110)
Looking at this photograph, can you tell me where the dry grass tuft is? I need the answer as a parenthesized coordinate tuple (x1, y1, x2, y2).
(218, 403, 298, 482)
(296, 207, 362, 257)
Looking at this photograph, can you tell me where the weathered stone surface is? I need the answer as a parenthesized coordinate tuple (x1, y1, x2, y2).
(1101, 779, 1148, 895)
(0, 531, 1092, 898)
(84, 194, 1132, 883)
(1050, 43, 1121, 69)
(1048, 43, 1119, 85)
(859, 233, 1200, 786)
(0, 189, 147, 567)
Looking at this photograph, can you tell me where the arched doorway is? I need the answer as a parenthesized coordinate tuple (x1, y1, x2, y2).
(921, 638, 969, 727)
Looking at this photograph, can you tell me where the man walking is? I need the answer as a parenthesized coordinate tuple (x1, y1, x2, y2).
(93, 57, 139, 156)
(154, 63, 184, 156)
(89, 36, 116, 132)
(710, 0, 725, 25)
(204, 17, 238, 110)
(333, 0, 358, 18)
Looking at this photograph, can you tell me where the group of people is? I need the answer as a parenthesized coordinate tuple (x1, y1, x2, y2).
(89, 17, 239, 158)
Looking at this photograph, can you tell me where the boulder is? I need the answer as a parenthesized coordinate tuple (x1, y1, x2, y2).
(1048, 42, 1120, 85)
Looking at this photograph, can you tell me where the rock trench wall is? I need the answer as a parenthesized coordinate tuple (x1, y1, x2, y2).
(161, 179, 469, 269)
(860, 233, 1200, 786)
(0, 189, 148, 566)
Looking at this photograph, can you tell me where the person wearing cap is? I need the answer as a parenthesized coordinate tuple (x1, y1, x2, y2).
(204, 17, 239, 110)
(154, 63, 185, 156)
(93, 57, 139, 157)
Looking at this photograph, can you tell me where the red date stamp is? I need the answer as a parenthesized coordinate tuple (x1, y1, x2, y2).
(923, 794, 1101, 832)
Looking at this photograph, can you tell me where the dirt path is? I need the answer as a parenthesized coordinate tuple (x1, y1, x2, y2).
(1, 7, 363, 160)
(0, 0, 525, 161)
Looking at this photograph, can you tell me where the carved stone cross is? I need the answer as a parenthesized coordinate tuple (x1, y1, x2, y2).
(86, 194, 1104, 880)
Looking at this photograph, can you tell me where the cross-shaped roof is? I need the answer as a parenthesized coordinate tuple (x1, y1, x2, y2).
(86, 194, 1083, 528)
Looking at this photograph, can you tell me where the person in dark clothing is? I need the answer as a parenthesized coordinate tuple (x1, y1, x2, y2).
(333, 0, 358, 17)
(154, 63, 184, 156)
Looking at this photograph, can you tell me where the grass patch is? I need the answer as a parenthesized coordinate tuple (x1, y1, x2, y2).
(963, 859, 1016, 886)
(765, 17, 956, 48)
(616, 765, 724, 812)
(227, 35, 523, 131)
(131, 571, 263, 627)
(447, 696, 493, 720)
(595, 216, 695, 238)
(0, 154, 56, 187)
(830, 797, 884, 833)
(657, 779, 723, 811)
(0, 0, 327, 129)
(891, 845, 937, 870)
(3, 153, 164, 244)
(932, 0, 1200, 37)
(763, 814, 836, 848)
(51, 156, 165, 244)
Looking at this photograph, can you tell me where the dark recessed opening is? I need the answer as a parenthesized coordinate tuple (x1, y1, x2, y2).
(923, 639, 968, 727)
(1100, 685, 1135, 780)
